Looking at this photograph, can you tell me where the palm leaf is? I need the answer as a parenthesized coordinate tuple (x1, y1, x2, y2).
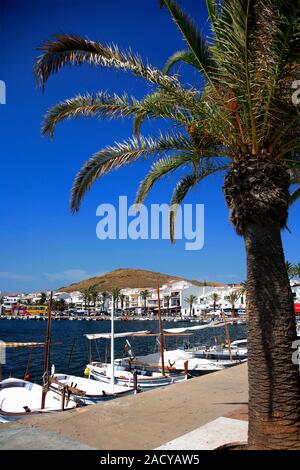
(163, 49, 200, 74)
(70, 133, 194, 213)
(159, 0, 213, 78)
(34, 34, 190, 99)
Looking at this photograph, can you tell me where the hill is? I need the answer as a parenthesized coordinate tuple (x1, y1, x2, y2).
(59, 268, 223, 293)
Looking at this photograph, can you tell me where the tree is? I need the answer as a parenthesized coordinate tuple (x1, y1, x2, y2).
(89, 285, 99, 311)
(286, 261, 296, 279)
(40, 292, 47, 305)
(140, 289, 150, 315)
(184, 295, 197, 317)
(111, 286, 121, 311)
(34, 0, 300, 449)
(119, 293, 126, 312)
(210, 292, 220, 312)
(81, 288, 92, 312)
(227, 291, 240, 317)
(101, 291, 109, 312)
(293, 263, 300, 279)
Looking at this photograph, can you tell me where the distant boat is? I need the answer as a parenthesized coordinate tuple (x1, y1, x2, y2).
(190, 339, 248, 366)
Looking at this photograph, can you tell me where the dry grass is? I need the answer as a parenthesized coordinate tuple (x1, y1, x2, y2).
(59, 268, 223, 293)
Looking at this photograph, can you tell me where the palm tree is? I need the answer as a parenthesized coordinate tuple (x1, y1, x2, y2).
(34, 0, 300, 449)
(293, 263, 300, 279)
(101, 291, 109, 312)
(184, 295, 197, 317)
(81, 288, 92, 312)
(89, 285, 99, 311)
(210, 292, 220, 312)
(119, 293, 126, 313)
(286, 261, 296, 279)
(227, 291, 240, 317)
(140, 289, 150, 315)
(111, 286, 121, 312)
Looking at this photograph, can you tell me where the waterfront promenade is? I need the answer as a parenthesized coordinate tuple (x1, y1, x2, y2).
(0, 363, 248, 450)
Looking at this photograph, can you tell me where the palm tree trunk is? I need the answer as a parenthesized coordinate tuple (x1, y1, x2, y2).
(245, 222, 300, 449)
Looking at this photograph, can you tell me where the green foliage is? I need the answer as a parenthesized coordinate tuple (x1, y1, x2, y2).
(34, 0, 300, 229)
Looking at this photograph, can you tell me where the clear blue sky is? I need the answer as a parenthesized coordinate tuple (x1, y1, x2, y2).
(0, 0, 299, 293)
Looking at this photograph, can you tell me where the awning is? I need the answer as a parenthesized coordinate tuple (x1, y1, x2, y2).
(85, 330, 151, 340)
(163, 322, 227, 334)
(0, 342, 45, 348)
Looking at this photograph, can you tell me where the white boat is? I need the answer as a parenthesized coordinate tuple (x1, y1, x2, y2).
(86, 362, 185, 389)
(117, 348, 224, 375)
(85, 330, 187, 389)
(49, 372, 134, 405)
(190, 339, 248, 366)
(0, 378, 77, 422)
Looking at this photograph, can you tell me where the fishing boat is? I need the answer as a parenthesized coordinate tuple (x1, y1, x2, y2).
(190, 339, 248, 366)
(0, 293, 79, 422)
(116, 348, 224, 376)
(0, 377, 77, 422)
(85, 331, 187, 389)
(85, 284, 189, 390)
(49, 371, 134, 405)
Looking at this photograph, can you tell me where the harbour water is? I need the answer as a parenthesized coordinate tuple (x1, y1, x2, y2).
(0, 319, 246, 383)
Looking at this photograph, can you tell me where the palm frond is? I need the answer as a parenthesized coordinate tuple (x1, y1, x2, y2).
(42, 91, 196, 137)
(169, 163, 226, 242)
(159, 0, 213, 78)
(70, 133, 194, 212)
(34, 34, 181, 93)
(163, 49, 199, 74)
(290, 186, 300, 205)
(135, 154, 194, 205)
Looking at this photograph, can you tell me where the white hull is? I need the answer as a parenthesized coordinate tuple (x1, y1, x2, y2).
(120, 349, 224, 375)
(87, 362, 186, 389)
(0, 378, 77, 422)
(50, 373, 134, 404)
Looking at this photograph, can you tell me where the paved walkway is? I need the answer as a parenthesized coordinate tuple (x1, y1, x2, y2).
(0, 363, 248, 450)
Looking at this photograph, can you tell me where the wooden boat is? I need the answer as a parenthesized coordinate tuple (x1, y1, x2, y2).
(49, 372, 134, 404)
(0, 377, 77, 422)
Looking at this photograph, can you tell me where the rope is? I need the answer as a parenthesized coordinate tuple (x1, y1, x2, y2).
(24, 346, 33, 380)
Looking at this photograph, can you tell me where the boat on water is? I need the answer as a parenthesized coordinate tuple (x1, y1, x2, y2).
(86, 361, 185, 389)
(116, 348, 224, 376)
(49, 372, 134, 405)
(0, 377, 77, 422)
(190, 339, 248, 366)
(85, 331, 187, 390)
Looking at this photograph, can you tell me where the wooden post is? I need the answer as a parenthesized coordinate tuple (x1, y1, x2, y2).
(41, 291, 53, 409)
(221, 309, 232, 363)
(133, 369, 138, 394)
(184, 360, 189, 379)
(61, 385, 66, 411)
(157, 281, 165, 376)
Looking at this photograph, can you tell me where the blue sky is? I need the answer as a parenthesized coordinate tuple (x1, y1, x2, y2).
(0, 0, 299, 293)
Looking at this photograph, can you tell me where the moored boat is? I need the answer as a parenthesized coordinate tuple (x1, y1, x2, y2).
(0, 377, 77, 422)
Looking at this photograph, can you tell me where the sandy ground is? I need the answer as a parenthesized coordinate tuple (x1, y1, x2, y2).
(2, 363, 248, 450)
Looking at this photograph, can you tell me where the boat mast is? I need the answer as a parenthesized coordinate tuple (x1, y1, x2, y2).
(157, 281, 165, 376)
(111, 294, 115, 393)
(41, 290, 53, 409)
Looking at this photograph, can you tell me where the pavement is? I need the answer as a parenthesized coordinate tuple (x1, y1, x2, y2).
(0, 363, 248, 450)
